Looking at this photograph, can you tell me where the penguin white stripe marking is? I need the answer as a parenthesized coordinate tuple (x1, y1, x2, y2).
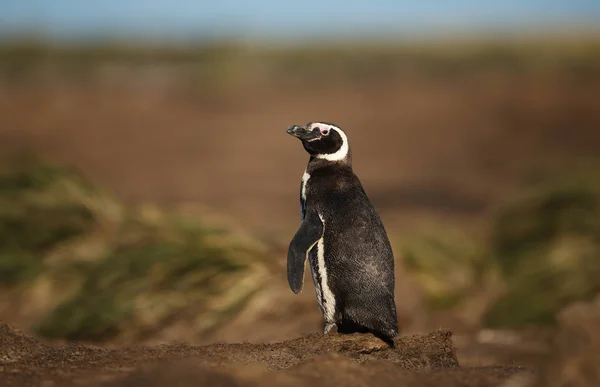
(302, 238, 320, 292)
(301, 170, 310, 201)
(313, 124, 349, 162)
(316, 213, 336, 322)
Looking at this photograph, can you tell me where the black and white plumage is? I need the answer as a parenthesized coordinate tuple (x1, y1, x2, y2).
(286, 121, 398, 344)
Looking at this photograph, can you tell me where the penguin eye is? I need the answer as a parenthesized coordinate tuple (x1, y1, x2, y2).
(321, 129, 330, 136)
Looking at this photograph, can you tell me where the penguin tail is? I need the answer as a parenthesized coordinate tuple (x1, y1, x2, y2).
(373, 327, 398, 347)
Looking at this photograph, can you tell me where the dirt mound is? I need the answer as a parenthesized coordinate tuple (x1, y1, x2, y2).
(190, 329, 458, 370)
(0, 323, 47, 363)
(0, 323, 532, 387)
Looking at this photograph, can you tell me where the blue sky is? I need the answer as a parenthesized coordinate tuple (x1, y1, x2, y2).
(2, 0, 600, 41)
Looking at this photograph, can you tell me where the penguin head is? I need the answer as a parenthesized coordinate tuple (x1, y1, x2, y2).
(286, 122, 349, 162)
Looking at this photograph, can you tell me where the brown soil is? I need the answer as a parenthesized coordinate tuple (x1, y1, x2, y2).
(1, 323, 534, 387)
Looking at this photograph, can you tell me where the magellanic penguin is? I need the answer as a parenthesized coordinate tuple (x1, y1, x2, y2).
(286, 122, 398, 345)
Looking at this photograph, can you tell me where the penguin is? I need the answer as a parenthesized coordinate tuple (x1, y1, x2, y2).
(286, 121, 398, 345)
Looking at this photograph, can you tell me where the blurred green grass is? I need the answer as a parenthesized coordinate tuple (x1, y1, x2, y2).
(0, 158, 267, 342)
(397, 225, 491, 310)
(397, 163, 600, 329)
(482, 168, 600, 328)
(1, 37, 599, 85)
(0, 161, 97, 285)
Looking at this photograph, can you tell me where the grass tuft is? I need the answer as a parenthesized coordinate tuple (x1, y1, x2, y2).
(0, 158, 266, 342)
(482, 168, 600, 327)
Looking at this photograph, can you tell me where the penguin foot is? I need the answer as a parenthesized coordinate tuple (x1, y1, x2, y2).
(324, 322, 338, 335)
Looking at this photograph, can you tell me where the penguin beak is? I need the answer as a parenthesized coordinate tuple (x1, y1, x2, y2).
(287, 125, 319, 141)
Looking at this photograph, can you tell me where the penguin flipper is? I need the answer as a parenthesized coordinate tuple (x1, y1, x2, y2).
(287, 207, 323, 294)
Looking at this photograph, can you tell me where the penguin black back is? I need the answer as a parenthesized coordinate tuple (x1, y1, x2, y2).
(286, 122, 398, 345)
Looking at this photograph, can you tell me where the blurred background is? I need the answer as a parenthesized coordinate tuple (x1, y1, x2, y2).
(1, 0, 600, 364)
